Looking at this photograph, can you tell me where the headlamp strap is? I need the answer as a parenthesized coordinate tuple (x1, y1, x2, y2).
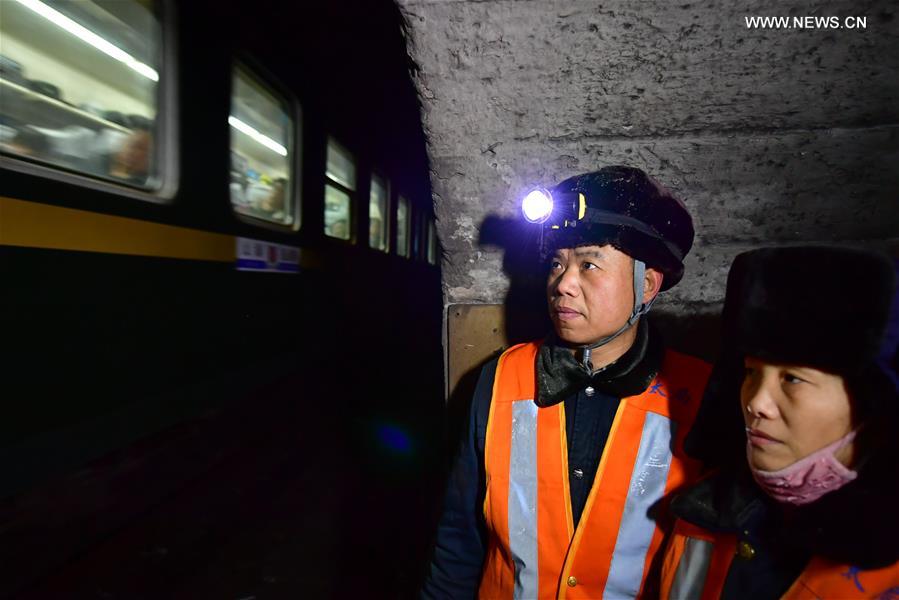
(580, 259, 655, 371)
(578, 209, 684, 262)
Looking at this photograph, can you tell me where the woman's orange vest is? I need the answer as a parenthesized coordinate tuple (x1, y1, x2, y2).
(479, 341, 711, 599)
(660, 518, 899, 599)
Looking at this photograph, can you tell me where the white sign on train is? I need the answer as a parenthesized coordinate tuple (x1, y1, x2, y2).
(235, 237, 301, 273)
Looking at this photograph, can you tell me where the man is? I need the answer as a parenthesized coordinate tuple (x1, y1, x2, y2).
(108, 127, 152, 185)
(422, 166, 711, 599)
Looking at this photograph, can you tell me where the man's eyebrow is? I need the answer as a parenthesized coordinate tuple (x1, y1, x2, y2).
(573, 249, 605, 259)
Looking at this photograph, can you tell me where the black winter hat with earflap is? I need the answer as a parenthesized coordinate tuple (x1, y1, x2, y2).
(686, 245, 897, 468)
(540, 166, 694, 291)
(682, 245, 899, 569)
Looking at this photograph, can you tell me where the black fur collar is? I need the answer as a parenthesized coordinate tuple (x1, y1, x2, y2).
(672, 461, 899, 569)
(535, 319, 662, 406)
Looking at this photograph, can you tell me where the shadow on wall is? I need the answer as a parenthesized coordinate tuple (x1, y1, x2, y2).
(479, 214, 553, 345)
(439, 213, 549, 465)
(650, 308, 722, 364)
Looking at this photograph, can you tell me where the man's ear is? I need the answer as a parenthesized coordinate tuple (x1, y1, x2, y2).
(643, 268, 664, 304)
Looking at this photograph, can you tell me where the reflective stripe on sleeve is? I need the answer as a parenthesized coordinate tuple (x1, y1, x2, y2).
(669, 537, 714, 600)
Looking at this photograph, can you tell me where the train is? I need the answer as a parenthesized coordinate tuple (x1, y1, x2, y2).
(1, 0, 446, 596)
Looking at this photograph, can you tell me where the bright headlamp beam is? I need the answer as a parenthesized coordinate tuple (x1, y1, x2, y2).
(522, 189, 554, 224)
(229, 116, 288, 156)
(14, 0, 160, 82)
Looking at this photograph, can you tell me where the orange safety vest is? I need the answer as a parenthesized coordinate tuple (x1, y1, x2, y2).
(479, 341, 711, 599)
(660, 519, 899, 600)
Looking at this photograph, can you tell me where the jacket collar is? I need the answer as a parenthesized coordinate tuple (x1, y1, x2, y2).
(672, 463, 899, 569)
(535, 319, 662, 407)
(670, 468, 769, 534)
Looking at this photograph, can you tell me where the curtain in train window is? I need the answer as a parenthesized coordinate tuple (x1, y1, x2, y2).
(0, 0, 161, 188)
(396, 195, 410, 258)
(324, 137, 354, 241)
(229, 66, 295, 227)
(369, 173, 389, 251)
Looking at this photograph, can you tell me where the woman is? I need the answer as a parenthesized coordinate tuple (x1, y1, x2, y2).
(660, 246, 899, 599)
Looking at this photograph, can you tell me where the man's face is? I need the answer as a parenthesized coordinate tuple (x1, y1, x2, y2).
(546, 244, 637, 345)
(117, 130, 151, 176)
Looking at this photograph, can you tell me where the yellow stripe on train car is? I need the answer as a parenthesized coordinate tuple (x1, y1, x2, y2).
(0, 196, 234, 262)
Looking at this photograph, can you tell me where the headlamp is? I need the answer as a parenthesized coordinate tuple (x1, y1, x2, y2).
(521, 188, 553, 223)
(521, 188, 554, 224)
(522, 188, 585, 227)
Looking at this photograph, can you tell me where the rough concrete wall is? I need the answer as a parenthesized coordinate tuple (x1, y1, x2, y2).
(397, 0, 899, 316)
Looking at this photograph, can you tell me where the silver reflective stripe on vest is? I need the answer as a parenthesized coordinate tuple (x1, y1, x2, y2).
(604, 411, 676, 598)
(509, 400, 539, 600)
(668, 537, 714, 600)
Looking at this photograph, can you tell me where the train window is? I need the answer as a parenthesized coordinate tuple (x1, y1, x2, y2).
(324, 137, 354, 240)
(396, 194, 410, 258)
(229, 66, 295, 227)
(427, 219, 438, 265)
(369, 173, 389, 251)
(413, 211, 424, 260)
(0, 0, 162, 189)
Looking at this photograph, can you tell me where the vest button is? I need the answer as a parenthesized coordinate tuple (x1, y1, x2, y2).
(737, 540, 756, 560)
(567, 576, 578, 587)
(584, 386, 595, 396)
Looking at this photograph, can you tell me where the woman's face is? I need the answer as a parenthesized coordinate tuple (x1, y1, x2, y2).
(741, 356, 855, 471)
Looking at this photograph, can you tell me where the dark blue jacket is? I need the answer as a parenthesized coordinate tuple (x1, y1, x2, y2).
(421, 322, 661, 598)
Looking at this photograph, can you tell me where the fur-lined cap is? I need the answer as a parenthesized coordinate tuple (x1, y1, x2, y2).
(542, 166, 694, 291)
(724, 246, 896, 374)
(685, 246, 897, 469)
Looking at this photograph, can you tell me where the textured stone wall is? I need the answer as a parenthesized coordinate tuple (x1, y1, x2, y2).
(397, 0, 899, 318)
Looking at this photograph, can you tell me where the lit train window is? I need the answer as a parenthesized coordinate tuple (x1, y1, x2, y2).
(324, 137, 354, 241)
(0, 0, 161, 189)
(427, 219, 438, 265)
(229, 65, 295, 227)
(396, 194, 410, 257)
(369, 173, 389, 251)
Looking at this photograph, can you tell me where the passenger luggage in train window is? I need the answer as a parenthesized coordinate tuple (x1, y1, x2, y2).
(324, 137, 355, 241)
(396, 195, 410, 257)
(0, 0, 162, 189)
(229, 65, 296, 227)
(369, 173, 389, 251)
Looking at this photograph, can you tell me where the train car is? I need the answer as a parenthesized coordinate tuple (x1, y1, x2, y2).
(0, 0, 445, 596)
